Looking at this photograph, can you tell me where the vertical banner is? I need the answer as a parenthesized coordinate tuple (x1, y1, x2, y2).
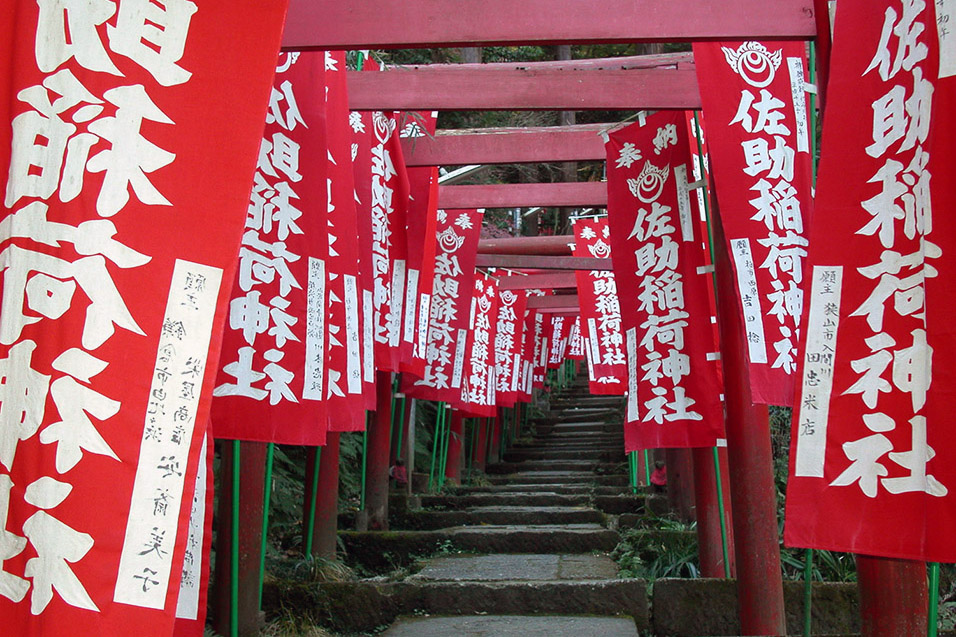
(399, 112, 439, 379)
(785, 0, 956, 562)
(546, 315, 570, 369)
(459, 272, 498, 417)
(212, 52, 328, 446)
(324, 51, 367, 433)
(402, 209, 484, 404)
(493, 288, 528, 408)
(572, 217, 627, 395)
(606, 112, 724, 451)
(0, 1, 288, 634)
(694, 40, 815, 406)
(566, 316, 586, 361)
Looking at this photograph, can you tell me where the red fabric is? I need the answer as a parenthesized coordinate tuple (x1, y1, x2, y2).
(785, 0, 956, 562)
(572, 218, 627, 395)
(566, 316, 586, 361)
(212, 52, 328, 446)
(0, 0, 288, 633)
(605, 112, 724, 451)
(650, 466, 667, 486)
(694, 40, 815, 406)
(402, 209, 484, 404)
(458, 272, 498, 416)
(399, 112, 439, 379)
(324, 51, 367, 433)
(493, 289, 528, 407)
(546, 314, 570, 369)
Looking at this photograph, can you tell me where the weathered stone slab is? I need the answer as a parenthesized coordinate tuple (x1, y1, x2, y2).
(410, 553, 619, 582)
(383, 614, 640, 636)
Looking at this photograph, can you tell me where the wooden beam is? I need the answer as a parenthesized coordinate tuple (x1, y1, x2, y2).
(498, 271, 579, 290)
(476, 254, 612, 271)
(528, 294, 580, 309)
(348, 67, 701, 111)
(403, 124, 608, 167)
(440, 182, 607, 209)
(537, 307, 581, 315)
(402, 52, 693, 72)
(479, 235, 574, 256)
(282, 0, 817, 50)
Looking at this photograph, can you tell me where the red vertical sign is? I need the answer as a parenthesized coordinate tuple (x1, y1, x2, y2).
(494, 288, 528, 407)
(212, 52, 328, 446)
(459, 272, 498, 417)
(606, 113, 724, 451)
(785, 0, 956, 562)
(694, 40, 815, 406)
(572, 217, 627, 395)
(0, 1, 288, 633)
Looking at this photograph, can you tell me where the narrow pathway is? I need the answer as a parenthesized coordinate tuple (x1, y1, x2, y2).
(382, 378, 642, 635)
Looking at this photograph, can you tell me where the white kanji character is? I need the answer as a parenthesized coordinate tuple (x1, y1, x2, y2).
(771, 325, 797, 374)
(843, 332, 896, 408)
(0, 245, 145, 349)
(268, 132, 302, 182)
(629, 202, 675, 242)
(883, 415, 947, 496)
(263, 349, 297, 404)
(852, 244, 937, 331)
(108, 0, 198, 87)
(892, 328, 931, 411)
(866, 84, 907, 158)
(41, 348, 119, 473)
(665, 386, 703, 421)
(214, 346, 267, 400)
(652, 124, 678, 155)
(35, 0, 120, 75)
(765, 278, 804, 326)
(616, 142, 642, 168)
(266, 80, 306, 132)
(749, 179, 803, 233)
(229, 290, 270, 346)
(0, 474, 29, 603)
(864, 2, 929, 82)
(5, 70, 103, 208)
(578, 226, 597, 241)
(900, 148, 932, 241)
(900, 66, 934, 152)
(858, 159, 906, 249)
(22, 477, 97, 614)
(637, 271, 685, 314)
(741, 136, 794, 181)
(0, 342, 50, 472)
(268, 295, 300, 349)
(758, 231, 808, 284)
(87, 85, 175, 217)
(238, 231, 302, 296)
(830, 413, 895, 497)
(639, 309, 689, 353)
(349, 111, 365, 134)
(730, 89, 791, 136)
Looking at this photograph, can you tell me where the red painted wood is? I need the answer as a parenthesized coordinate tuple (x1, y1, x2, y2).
(405, 53, 693, 72)
(692, 446, 736, 578)
(713, 190, 785, 634)
(476, 254, 611, 271)
(473, 418, 489, 471)
(366, 371, 393, 530)
(404, 124, 609, 166)
(444, 410, 465, 485)
(282, 0, 817, 50)
(857, 555, 927, 636)
(479, 235, 575, 256)
(313, 433, 341, 558)
(348, 68, 701, 111)
(499, 271, 578, 290)
(665, 448, 696, 523)
(490, 411, 503, 464)
(440, 182, 607, 209)
(813, 0, 832, 113)
(527, 294, 580, 309)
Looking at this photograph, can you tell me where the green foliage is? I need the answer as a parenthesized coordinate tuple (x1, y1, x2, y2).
(613, 518, 700, 580)
(779, 548, 856, 583)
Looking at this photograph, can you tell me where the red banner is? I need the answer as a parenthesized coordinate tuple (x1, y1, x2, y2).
(785, 0, 956, 562)
(566, 316, 586, 360)
(324, 52, 367, 433)
(547, 314, 570, 369)
(0, 1, 287, 633)
(606, 112, 724, 451)
(399, 112, 439, 379)
(572, 217, 627, 395)
(694, 40, 815, 406)
(402, 209, 484, 404)
(459, 272, 498, 416)
(493, 288, 528, 407)
(212, 52, 328, 446)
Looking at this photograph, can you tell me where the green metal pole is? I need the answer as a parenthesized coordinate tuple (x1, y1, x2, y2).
(439, 405, 452, 490)
(394, 394, 407, 460)
(304, 446, 322, 556)
(629, 451, 638, 494)
(712, 447, 731, 579)
(428, 402, 445, 492)
(643, 449, 652, 485)
(360, 413, 370, 510)
(929, 562, 940, 637)
(802, 548, 814, 637)
(258, 442, 275, 609)
(230, 440, 240, 637)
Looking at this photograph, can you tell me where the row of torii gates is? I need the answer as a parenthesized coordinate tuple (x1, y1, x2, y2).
(217, 2, 927, 636)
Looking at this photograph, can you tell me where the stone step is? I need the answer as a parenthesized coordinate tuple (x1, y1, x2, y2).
(383, 615, 640, 637)
(542, 421, 621, 433)
(419, 492, 592, 509)
(487, 460, 622, 474)
(487, 472, 628, 486)
(409, 553, 619, 582)
(293, 579, 647, 634)
(454, 483, 596, 495)
(503, 448, 624, 461)
(394, 506, 605, 530)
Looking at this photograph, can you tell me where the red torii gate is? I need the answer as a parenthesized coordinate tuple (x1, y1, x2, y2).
(215, 2, 923, 636)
